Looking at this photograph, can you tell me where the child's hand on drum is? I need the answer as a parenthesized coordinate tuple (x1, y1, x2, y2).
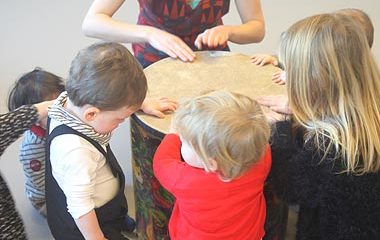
(141, 97, 177, 118)
(272, 70, 286, 85)
(251, 54, 278, 66)
(256, 94, 293, 115)
(265, 110, 288, 124)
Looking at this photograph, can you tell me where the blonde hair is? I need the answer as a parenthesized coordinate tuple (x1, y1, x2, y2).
(279, 14, 380, 174)
(173, 90, 270, 180)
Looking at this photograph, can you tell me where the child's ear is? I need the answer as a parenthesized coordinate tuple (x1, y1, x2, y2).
(208, 158, 218, 172)
(83, 106, 100, 122)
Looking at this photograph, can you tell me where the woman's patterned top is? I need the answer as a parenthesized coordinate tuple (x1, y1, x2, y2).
(0, 105, 39, 239)
(133, 0, 231, 67)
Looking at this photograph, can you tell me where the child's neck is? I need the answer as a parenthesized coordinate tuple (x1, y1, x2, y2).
(65, 98, 86, 123)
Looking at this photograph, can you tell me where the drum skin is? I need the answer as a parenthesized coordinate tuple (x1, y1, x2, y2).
(131, 51, 287, 240)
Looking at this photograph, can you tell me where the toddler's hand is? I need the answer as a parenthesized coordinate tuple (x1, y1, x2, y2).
(272, 70, 286, 85)
(251, 54, 278, 66)
(141, 97, 177, 118)
(265, 110, 288, 124)
(256, 95, 292, 115)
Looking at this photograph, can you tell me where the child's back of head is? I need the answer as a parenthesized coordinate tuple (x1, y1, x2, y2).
(173, 90, 270, 180)
(8, 67, 65, 111)
(280, 13, 380, 174)
(66, 42, 147, 111)
(335, 8, 374, 48)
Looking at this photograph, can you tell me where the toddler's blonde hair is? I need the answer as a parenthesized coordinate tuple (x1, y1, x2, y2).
(173, 90, 270, 180)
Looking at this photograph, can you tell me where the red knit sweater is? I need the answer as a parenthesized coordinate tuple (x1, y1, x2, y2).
(153, 134, 271, 240)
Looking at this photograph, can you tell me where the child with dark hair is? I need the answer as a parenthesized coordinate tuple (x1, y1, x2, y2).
(8, 68, 65, 217)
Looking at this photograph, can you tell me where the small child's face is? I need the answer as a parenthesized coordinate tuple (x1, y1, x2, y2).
(90, 105, 138, 134)
(180, 138, 206, 169)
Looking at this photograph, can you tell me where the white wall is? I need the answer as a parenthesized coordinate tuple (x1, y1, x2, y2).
(0, 1, 378, 239)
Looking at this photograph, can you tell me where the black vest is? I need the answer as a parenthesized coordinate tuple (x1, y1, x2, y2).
(45, 120, 128, 240)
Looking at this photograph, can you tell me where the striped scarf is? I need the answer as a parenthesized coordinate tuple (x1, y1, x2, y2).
(48, 92, 111, 146)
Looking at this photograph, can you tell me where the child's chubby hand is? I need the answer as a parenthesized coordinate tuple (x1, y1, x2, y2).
(264, 109, 288, 125)
(141, 97, 177, 118)
(272, 70, 286, 85)
(256, 94, 292, 115)
(256, 94, 292, 124)
(251, 54, 279, 66)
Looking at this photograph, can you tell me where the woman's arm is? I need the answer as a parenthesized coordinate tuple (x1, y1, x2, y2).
(82, 0, 195, 62)
(82, 0, 148, 44)
(230, 0, 265, 43)
(194, 0, 265, 49)
(0, 101, 51, 155)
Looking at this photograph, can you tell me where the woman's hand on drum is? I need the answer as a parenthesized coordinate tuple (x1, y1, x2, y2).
(272, 70, 286, 85)
(141, 97, 177, 118)
(194, 25, 230, 50)
(147, 27, 196, 62)
(251, 54, 278, 66)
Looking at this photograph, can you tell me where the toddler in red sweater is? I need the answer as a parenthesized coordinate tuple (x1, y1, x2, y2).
(153, 90, 272, 240)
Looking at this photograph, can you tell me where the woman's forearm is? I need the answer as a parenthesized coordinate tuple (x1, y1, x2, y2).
(227, 20, 265, 44)
(230, 0, 265, 43)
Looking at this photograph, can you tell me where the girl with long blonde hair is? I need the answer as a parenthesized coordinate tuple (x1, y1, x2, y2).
(266, 13, 380, 239)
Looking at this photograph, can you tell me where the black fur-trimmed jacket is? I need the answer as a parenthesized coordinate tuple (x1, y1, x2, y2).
(270, 121, 380, 240)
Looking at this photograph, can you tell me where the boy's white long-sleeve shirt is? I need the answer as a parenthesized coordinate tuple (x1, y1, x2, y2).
(49, 118, 119, 219)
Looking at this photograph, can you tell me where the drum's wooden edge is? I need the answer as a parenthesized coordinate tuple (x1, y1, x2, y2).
(131, 114, 165, 139)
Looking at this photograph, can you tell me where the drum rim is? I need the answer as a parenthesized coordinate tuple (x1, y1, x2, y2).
(131, 113, 165, 139)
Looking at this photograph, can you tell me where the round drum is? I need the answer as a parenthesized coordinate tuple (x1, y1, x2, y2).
(131, 51, 288, 240)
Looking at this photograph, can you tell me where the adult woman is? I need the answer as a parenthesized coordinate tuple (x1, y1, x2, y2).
(0, 101, 51, 239)
(82, 0, 265, 67)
